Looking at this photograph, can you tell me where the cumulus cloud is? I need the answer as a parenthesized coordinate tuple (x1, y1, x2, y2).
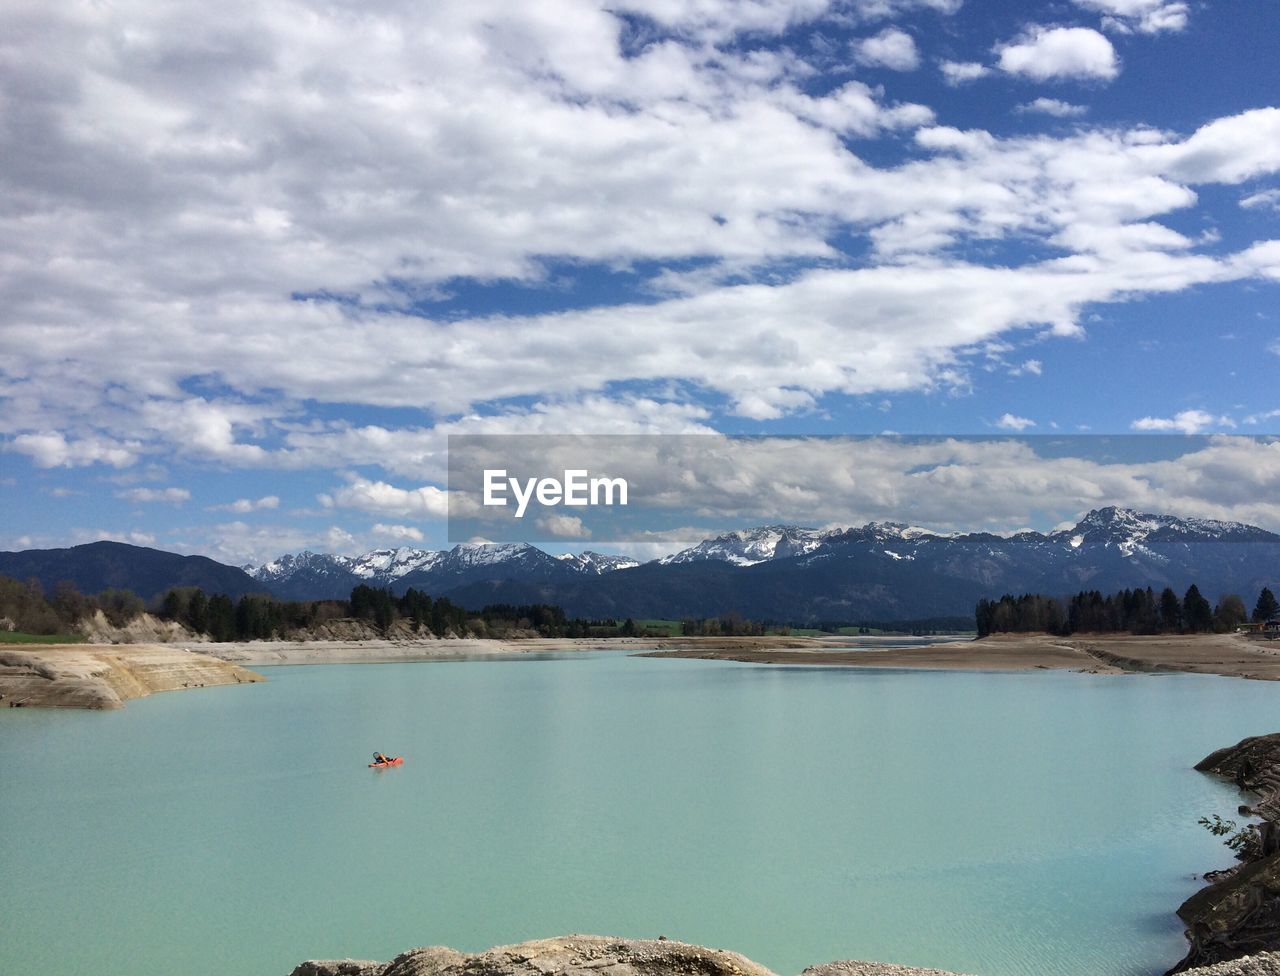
(448, 435, 1280, 536)
(12, 433, 140, 469)
(371, 523, 425, 542)
(938, 60, 989, 85)
(117, 487, 191, 504)
(2, 0, 1280, 508)
(319, 478, 452, 519)
(855, 28, 920, 71)
(1017, 98, 1089, 118)
(1242, 189, 1280, 212)
(208, 495, 280, 513)
(1074, 0, 1189, 34)
(72, 529, 158, 547)
(996, 413, 1036, 430)
(996, 27, 1119, 82)
(201, 521, 363, 565)
(1131, 410, 1234, 434)
(534, 514, 592, 539)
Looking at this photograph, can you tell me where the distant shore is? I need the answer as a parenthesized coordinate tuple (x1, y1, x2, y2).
(200, 634, 823, 666)
(640, 631, 1280, 681)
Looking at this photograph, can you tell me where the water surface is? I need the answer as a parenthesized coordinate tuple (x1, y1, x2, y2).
(1, 653, 1273, 976)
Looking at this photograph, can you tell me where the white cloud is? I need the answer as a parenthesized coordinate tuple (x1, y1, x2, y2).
(1074, 0, 1189, 34)
(12, 433, 140, 469)
(1017, 98, 1088, 118)
(447, 435, 1280, 536)
(534, 514, 592, 539)
(117, 487, 191, 504)
(996, 413, 1036, 430)
(199, 521, 364, 565)
(371, 523, 425, 542)
(1131, 410, 1234, 434)
(208, 495, 280, 513)
(938, 60, 989, 85)
(72, 529, 158, 547)
(1148, 109, 1280, 184)
(996, 27, 1119, 82)
(319, 478, 452, 519)
(1242, 189, 1280, 212)
(855, 28, 920, 71)
(1, 0, 1279, 495)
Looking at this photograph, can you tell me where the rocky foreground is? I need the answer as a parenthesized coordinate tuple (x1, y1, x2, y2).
(286, 935, 1280, 976)
(1174, 734, 1280, 971)
(0, 644, 263, 708)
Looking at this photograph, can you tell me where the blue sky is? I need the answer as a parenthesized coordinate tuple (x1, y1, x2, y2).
(2, 0, 1279, 563)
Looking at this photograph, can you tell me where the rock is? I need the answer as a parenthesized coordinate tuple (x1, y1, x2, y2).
(0, 643, 263, 709)
(802, 962, 969, 976)
(289, 962, 384, 976)
(287, 937, 967, 976)
(1179, 951, 1280, 975)
(1174, 735, 1280, 971)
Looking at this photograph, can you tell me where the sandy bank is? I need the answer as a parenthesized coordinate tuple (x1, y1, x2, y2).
(200, 635, 825, 666)
(0, 643, 264, 709)
(640, 632, 1280, 681)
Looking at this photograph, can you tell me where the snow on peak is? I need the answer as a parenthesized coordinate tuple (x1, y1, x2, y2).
(660, 525, 830, 566)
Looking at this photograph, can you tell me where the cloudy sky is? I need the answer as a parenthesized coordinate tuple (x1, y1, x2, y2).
(2, 0, 1279, 563)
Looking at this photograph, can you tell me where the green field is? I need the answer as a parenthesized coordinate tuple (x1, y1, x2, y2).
(771, 626, 977, 637)
(634, 619, 683, 636)
(0, 631, 86, 644)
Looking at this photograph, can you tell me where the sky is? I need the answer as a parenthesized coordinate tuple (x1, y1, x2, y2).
(2, 0, 1280, 564)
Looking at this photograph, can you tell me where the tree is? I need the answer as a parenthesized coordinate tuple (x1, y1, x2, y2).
(206, 594, 236, 642)
(51, 580, 90, 628)
(1183, 584, 1213, 633)
(1159, 587, 1182, 632)
(1214, 594, 1248, 632)
(1254, 587, 1280, 623)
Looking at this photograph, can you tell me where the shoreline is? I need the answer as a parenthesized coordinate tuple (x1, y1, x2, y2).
(0, 644, 264, 709)
(6, 633, 1280, 707)
(638, 632, 1280, 682)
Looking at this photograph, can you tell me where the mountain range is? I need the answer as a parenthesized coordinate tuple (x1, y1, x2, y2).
(3, 508, 1278, 623)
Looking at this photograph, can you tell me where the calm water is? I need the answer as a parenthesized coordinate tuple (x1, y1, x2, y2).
(1, 653, 1275, 976)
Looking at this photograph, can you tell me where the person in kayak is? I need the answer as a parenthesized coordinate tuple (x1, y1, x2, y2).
(373, 752, 391, 765)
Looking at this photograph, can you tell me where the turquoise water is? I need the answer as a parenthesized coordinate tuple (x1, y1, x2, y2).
(1, 653, 1275, 976)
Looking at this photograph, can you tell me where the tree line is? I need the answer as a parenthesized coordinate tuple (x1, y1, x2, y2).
(0, 575, 148, 635)
(0, 573, 679, 642)
(976, 585, 1279, 638)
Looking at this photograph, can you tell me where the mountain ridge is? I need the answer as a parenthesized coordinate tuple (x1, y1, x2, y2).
(6, 508, 1279, 622)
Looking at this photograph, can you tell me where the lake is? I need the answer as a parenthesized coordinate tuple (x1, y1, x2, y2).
(1, 652, 1274, 976)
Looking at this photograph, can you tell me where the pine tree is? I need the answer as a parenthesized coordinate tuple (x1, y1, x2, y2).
(1159, 588, 1182, 632)
(1254, 587, 1280, 623)
(1183, 584, 1213, 633)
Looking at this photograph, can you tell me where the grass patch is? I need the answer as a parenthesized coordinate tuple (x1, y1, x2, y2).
(0, 631, 86, 644)
(634, 618, 683, 637)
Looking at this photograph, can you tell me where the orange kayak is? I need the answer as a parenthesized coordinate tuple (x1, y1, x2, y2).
(369, 756, 404, 768)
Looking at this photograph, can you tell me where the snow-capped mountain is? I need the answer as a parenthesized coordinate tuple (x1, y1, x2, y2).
(246, 542, 638, 599)
(659, 525, 833, 566)
(1046, 506, 1275, 554)
(555, 551, 641, 574)
(347, 547, 444, 579)
(242, 507, 1280, 619)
